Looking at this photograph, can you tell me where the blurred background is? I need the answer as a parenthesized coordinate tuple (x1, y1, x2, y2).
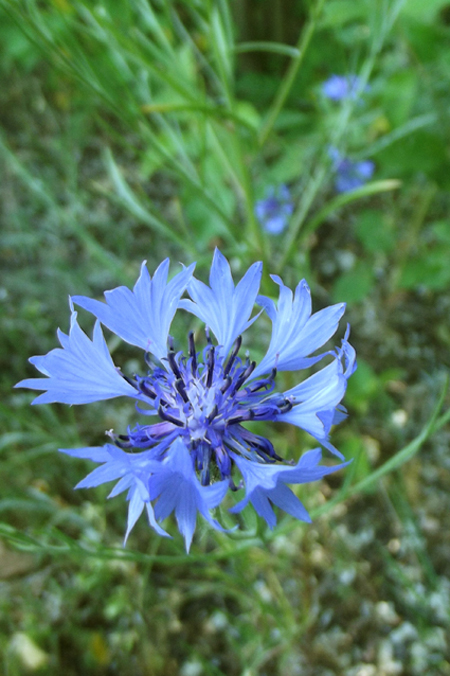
(1, 0, 450, 674)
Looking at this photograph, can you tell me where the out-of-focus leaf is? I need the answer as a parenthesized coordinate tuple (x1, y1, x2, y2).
(355, 209, 396, 254)
(332, 261, 374, 305)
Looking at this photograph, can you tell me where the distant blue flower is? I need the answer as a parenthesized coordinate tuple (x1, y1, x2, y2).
(16, 249, 356, 551)
(322, 74, 366, 102)
(255, 185, 294, 235)
(329, 147, 375, 193)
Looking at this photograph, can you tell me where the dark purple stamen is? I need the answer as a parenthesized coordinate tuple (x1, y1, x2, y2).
(247, 368, 277, 394)
(158, 406, 184, 427)
(207, 404, 219, 423)
(231, 360, 256, 395)
(188, 331, 197, 374)
(137, 379, 157, 400)
(175, 378, 189, 403)
(206, 346, 215, 388)
(228, 409, 255, 425)
(200, 445, 212, 485)
(278, 400, 293, 414)
(223, 335, 242, 378)
(168, 350, 182, 380)
(220, 376, 232, 393)
(122, 374, 139, 390)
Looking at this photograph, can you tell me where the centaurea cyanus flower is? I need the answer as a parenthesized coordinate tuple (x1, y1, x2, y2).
(255, 185, 294, 235)
(329, 146, 375, 193)
(322, 74, 366, 102)
(17, 250, 356, 551)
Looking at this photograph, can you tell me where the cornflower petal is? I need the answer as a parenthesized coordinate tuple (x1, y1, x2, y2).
(229, 449, 350, 528)
(15, 312, 141, 405)
(72, 260, 195, 361)
(149, 438, 229, 552)
(179, 248, 262, 355)
(59, 444, 169, 540)
(253, 276, 345, 378)
(277, 377, 347, 455)
(124, 486, 146, 543)
(276, 334, 356, 456)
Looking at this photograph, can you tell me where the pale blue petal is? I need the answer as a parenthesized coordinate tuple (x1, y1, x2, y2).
(59, 446, 111, 462)
(276, 335, 355, 455)
(145, 503, 170, 538)
(179, 249, 262, 355)
(175, 486, 198, 553)
(73, 260, 195, 361)
(277, 450, 351, 483)
(15, 312, 141, 405)
(124, 486, 146, 543)
(291, 304, 346, 359)
(283, 357, 341, 400)
(123, 485, 170, 542)
(75, 463, 127, 489)
(268, 484, 311, 523)
(248, 489, 277, 528)
(152, 474, 178, 521)
(253, 275, 345, 378)
(149, 438, 228, 551)
(108, 475, 134, 498)
(229, 449, 349, 526)
(228, 493, 251, 514)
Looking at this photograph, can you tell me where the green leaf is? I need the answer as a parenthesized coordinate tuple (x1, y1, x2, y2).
(355, 209, 396, 254)
(381, 70, 418, 127)
(332, 261, 374, 305)
(399, 249, 450, 291)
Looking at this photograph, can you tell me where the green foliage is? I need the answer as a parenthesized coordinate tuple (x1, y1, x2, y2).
(399, 220, 450, 291)
(1, 0, 450, 673)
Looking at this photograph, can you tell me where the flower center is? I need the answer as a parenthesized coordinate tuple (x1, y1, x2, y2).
(112, 333, 292, 486)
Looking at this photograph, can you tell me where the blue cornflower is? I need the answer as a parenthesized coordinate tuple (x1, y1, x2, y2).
(322, 74, 366, 102)
(329, 147, 375, 193)
(255, 185, 294, 235)
(16, 250, 356, 551)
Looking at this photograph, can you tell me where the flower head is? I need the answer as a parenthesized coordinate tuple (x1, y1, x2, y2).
(255, 185, 294, 235)
(322, 74, 367, 102)
(16, 251, 356, 551)
(329, 147, 375, 193)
